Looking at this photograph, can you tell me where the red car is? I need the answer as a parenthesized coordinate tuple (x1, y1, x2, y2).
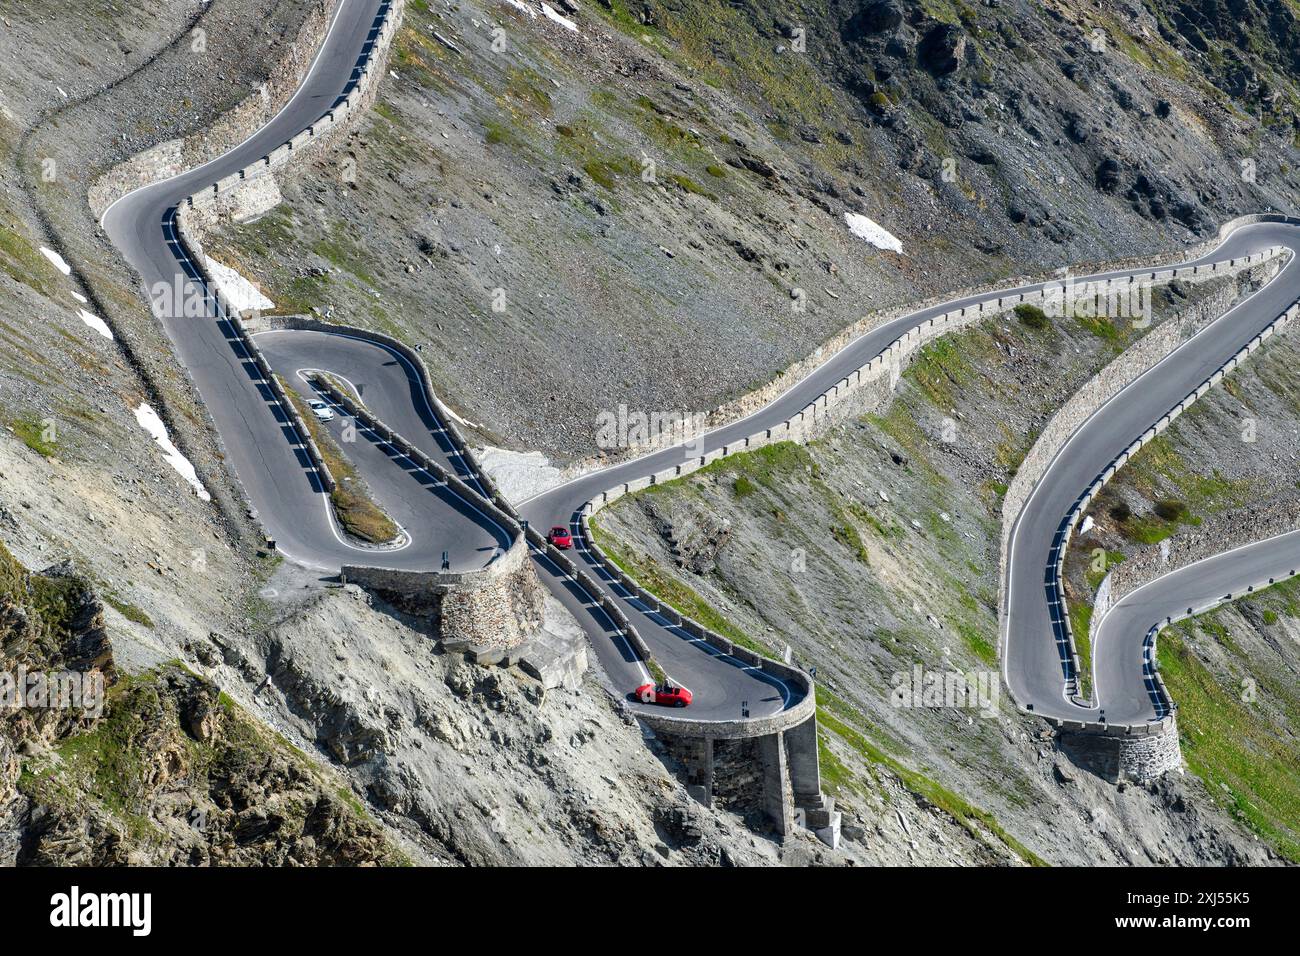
(635, 682, 693, 708)
(546, 526, 573, 549)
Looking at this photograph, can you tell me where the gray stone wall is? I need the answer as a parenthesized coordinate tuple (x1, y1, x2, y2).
(1119, 718, 1184, 781)
(341, 543, 544, 651)
(439, 557, 546, 650)
(88, 138, 185, 218)
(710, 736, 766, 821)
(1058, 718, 1182, 783)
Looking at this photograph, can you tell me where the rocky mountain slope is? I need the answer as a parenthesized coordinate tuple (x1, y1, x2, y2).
(0, 541, 406, 865)
(2, 0, 1300, 866)
(0, 0, 842, 866)
(208, 0, 1300, 463)
(591, 272, 1283, 864)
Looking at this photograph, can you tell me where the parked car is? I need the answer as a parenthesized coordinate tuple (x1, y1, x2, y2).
(547, 526, 573, 549)
(307, 399, 334, 423)
(635, 682, 693, 708)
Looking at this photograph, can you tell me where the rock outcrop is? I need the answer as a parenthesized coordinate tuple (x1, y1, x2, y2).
(0, 544, 404, 866)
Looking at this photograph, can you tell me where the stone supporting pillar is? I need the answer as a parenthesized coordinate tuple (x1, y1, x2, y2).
(683, 736, 714, 808)
(1057, 717, 1183, 784)
(658, 732, 715, 807)
(757, 731, 794, 839)
(785, 715, 822, 804)
(1118, 717, 1183, 782)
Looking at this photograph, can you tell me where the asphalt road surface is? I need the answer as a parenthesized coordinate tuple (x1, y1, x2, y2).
(97, 0, 1300, 725)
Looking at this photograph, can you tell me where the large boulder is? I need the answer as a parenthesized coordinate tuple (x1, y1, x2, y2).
(917, 23, 966, 75)
(844, 0, 906, 41)
(1095, 158, 1122, 193)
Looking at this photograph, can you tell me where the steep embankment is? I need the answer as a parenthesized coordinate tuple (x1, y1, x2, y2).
(6, 0, 1300, 865)
(0, 541, 406, 865)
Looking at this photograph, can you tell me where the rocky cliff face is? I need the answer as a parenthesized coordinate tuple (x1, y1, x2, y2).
(209, 583, 851, 866)
(0, 543, 404, 865)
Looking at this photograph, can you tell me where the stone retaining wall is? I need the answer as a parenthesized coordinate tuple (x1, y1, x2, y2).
(311, 379, 544, 650)
(341, 552, 544, 651)
(89, 139, 186, 219)
(180, 0, 405, 233)
(1057, 717, 1183, 783)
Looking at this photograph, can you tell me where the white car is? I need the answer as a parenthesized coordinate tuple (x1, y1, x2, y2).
(308, 399, 334, 423)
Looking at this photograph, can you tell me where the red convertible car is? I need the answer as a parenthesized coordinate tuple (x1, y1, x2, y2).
(546, 526, 573, 549)
(635, 682, 693, 708)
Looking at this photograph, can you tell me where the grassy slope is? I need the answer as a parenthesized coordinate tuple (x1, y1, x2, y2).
(1158, 586, 1300, 863)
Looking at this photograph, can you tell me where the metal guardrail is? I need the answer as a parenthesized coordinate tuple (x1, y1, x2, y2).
(168, 210, 337, 492)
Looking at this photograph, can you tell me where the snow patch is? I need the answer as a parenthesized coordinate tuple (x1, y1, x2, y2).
(205, 256, 274, 312)
(39, 247, 71, 276)
(503, 0, 537, 17)
(844, 212, 903, 253)
(475, 445, 566, 503)
(78, 309, 114, 340)
(71, 291, 87, 304)
(133, 403, 211, 502)
(541, 3, 578, 30)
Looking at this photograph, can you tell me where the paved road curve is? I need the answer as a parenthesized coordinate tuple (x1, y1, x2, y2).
(96, 0, 1300, 728)
(100, 0, 513, 574)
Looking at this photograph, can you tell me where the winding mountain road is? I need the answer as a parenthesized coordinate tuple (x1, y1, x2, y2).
(95, 0, 1300, 732)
